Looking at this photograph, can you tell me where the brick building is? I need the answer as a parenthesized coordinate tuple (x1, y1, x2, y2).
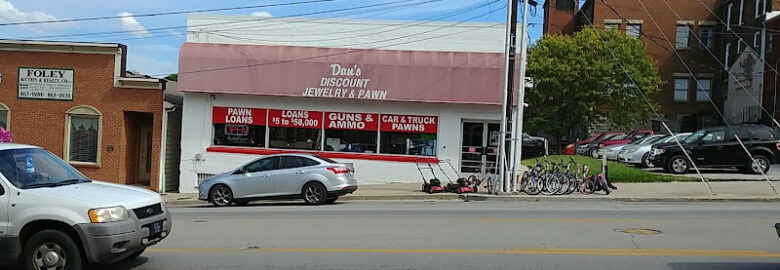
(0, 40, 167, 191)
(719, 0, 780, 128)
(544, 0, 724, 132)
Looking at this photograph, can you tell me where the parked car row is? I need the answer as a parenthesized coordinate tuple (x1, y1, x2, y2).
(568, 124, 780, 174)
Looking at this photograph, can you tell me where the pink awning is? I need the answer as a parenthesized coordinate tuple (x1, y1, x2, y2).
(178, 43, 513, 105)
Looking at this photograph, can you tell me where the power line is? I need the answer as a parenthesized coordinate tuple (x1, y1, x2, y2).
(574, 0, 714, 193)
(0, 0, 337, 27)
(12, 0, 425, 40)
(198, 0, 500, 44)
(164, 3, 506, 77)
(636, 0, 776, 193)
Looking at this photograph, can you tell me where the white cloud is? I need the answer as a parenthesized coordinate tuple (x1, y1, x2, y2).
(0, 0, 71, 33)
(249, 11, 272, 18)
(117, 11, 149, 37)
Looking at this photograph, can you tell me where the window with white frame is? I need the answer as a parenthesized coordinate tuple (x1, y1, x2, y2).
(755, 31, 762, 48)
(674, 77, 689, 102)
(604, 22, 620, 31)
(756, 0, 765, 17)
(699, 25, 714, 48)
(696, 78, 712, 102)
(725, 42, 731, 69)
(676, 24, 691, 49)
(738, 38, 744, 53)
(0, 102, 8, 131)
(627, 23, 642, 39)
(739, 0, 745, 25)
(65, 106, 101, 164)
(726, 3, 733, 30)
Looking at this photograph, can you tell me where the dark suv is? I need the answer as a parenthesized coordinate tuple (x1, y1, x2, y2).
(648, 124, 780, 174)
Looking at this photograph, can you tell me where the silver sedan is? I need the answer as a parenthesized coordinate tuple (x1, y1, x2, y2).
(618, 133, 691, 168)
(597, 135, 665, 161)
(198, 154, 358, 206)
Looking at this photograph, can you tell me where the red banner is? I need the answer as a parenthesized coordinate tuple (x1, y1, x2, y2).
(379, 114, 438, 134)
(268, 109, 323, 129)
(324, 112, 379, 131)
(212, 106, 266, 125)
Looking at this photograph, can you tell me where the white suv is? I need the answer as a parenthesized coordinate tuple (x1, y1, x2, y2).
(0, 144, 171, 269)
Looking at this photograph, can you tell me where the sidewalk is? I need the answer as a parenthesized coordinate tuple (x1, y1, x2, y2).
(161, 181, 780, 205)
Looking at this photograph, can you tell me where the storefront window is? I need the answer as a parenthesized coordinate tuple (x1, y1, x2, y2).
(212, 107, 266, 147)
(379, 114, 438, 156)
(324, 112, 378, 153)
(65, 106, 102, 164)
(268, 109, 322, 150)
(0, 102, 9, 130)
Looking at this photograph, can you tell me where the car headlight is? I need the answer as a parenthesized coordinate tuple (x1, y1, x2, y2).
(88, 206, 128, 223)
(624, 147, 638, 153)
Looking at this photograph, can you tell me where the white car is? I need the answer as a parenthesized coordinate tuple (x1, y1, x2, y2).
(0, 144, 171, 269)
(618, 133, 691, 167)
(597, 135, 665, 161)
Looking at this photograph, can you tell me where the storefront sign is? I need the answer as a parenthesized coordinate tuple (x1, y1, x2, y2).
(18, 67, 74, 101)
(469, 147, 477, 153)
(269, 109, 322, 128)
(301, 64, 388, 100)
(325, 112, 378, 131)
(212, 106, 267, 125)
(224, 124, 249, 136)
(380, 114, 438, 134)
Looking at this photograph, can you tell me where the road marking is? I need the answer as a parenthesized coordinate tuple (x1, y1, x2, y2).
(148, 247, 780, 258)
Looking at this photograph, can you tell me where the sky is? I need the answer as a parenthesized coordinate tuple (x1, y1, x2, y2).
(0, 0, 547, 77)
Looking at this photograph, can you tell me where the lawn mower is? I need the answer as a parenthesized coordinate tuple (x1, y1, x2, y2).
(437, 159, 479, 194)
(415, 158, 445, 194)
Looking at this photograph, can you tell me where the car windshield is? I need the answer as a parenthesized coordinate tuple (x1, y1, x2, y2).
(0, 148, 90, 189)
(683, 130, 708, 144)
(646, 135, 668, 144)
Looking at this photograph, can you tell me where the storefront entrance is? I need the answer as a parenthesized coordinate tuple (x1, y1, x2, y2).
(125, 112, 154, 187)
(460, 121, 500, 175)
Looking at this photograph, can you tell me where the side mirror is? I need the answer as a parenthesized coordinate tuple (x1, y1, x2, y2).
(0, 185, 4, 196)
(235, 168, 247, 175)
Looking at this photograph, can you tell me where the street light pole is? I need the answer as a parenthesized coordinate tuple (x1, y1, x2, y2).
(498, 0, 519, 193)
(509, 0, 530, 193)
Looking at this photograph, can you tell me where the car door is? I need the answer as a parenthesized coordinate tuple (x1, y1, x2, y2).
(273, 156, 319, 196)
(0, 179, 7, 243)
(691, 130, 727, 165)
(232, 157, 279, 198)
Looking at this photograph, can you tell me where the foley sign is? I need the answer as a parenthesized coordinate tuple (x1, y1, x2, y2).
(18, 67, 74, 101)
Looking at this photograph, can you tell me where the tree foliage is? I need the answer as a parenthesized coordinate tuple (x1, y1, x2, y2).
(164, 73, 178, 82)
(525, 27, 662, 142)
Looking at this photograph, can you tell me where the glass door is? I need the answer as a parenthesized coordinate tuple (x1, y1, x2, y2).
(460, 121, 500, 175)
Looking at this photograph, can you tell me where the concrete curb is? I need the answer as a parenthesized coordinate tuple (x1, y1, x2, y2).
(464, 195, 780, 203)
(164, 193, 780, 206)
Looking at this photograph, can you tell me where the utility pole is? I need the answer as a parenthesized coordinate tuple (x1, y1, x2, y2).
(498, 0, 519, 193)
(509, 0, 530, 193)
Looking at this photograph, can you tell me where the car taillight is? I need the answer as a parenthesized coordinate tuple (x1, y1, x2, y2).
(327, 167, 350, 174)
(566, 143, 574, 148)
(776, 141, 780, 151)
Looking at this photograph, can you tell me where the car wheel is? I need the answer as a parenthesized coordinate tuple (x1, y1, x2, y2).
(234, 201, 250, 206)
(22, 230, 83, 270)
(325, 196, 339, 204)
(590, 148, 600, 159)
(749, 155, 771, 174)
(302, 182, 327, 205)
(210, 185, 233, 207)
(667, 155, 690, 174)
(639, 153, 652, 168)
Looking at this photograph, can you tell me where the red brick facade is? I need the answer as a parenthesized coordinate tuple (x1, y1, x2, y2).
(544, 0, 724, 132)
(0, 45, 164, 191)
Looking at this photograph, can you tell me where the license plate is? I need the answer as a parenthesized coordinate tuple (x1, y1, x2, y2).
(145, 220, 164, 237)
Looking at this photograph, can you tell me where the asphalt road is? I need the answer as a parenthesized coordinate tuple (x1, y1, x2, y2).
(104, 201, 780, 270)
(643, 166, 780, 180)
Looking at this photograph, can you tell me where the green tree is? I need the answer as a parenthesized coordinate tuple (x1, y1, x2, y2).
(525, 27, 662, 150)
(164, 73, 178, 81)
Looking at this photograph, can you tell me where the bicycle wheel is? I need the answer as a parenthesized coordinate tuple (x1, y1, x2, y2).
(525, 177, 542, 195)
(519, 171, 530, 192)
(580, 178, 596, 195)
(564, 174, 578, 195)
(555, 174, 570, 195)
(541, 174, 559, 196)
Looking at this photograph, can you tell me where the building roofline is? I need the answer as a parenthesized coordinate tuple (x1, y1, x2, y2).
(0, 39, 122, 48)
